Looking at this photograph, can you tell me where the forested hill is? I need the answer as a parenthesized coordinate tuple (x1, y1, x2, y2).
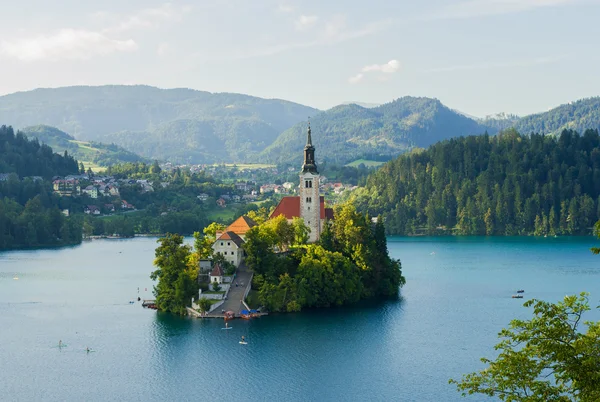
(0, 125, 82, 250)
(514, 97, 600, 136)
(352, 129, 600, 236)
(0, 85, 319, 163)
(0, 125, 79, 178)
(261, 97, 489, 165)
(21, 125, 146, 167)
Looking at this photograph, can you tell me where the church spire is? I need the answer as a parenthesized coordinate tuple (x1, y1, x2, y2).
(301, 120, 318, 174)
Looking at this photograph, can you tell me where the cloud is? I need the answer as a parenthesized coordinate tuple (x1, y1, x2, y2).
(428, 0, 578, 20)
(348, 73, 364, 84)
(425, 56, 563, 72)
(348, 59, 401, 84)
(362, 59, 400, 73)
(104, 2, 191, 33)
(0, 29, 137, 61)
(295, 15, 318, 30)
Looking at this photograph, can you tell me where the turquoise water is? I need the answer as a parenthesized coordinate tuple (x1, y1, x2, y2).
(1, 237, 599, 401)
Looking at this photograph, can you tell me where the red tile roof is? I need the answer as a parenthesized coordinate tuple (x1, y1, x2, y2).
(217, 231, 244, 247)
(270, 196, 330, 220)
(210, 264, 224, 276)
(225, 215, 257, 236)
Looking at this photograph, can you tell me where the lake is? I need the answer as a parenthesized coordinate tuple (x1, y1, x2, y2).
(1, 236, 599, 401)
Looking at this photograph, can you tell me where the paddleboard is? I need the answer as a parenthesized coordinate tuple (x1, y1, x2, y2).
(239, 341, 248, 345)
(53, 344, 68, 348)
(221, 327, 232, 330)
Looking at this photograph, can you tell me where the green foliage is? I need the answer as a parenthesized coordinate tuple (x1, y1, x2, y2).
(354, 129, 600, 236)
(150, 234, 198, 315)
(197, 297, 212, 314)
(450, 293, 600, 401)
(244, 201, 405, 312)
(212, 281, 222, 292)
(0, 85, 318, 164)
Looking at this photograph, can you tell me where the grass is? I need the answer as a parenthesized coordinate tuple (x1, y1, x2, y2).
(345, 159, 386, 168)
(80, 160, 105, 173)
(205, 206, 237, 223)
(203, 291, 226, 295)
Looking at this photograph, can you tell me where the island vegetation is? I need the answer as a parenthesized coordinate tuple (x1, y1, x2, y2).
(353, 129, 600, 236)
(244, 202, 405, 312)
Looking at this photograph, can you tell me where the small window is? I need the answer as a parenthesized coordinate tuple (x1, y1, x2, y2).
(220, 242, 223, 246)
(227, 242, 230, 246)
(308, 206, 310, 211)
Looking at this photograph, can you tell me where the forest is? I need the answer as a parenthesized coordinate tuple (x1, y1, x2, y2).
(352, 129, 600, 236)
(244, 202, 405, 312)
(0, 125, 82, 249)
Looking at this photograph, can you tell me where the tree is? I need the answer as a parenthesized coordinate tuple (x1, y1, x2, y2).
(150, 234, 198, 315)
(212, 281, 222, 292)
(450, 293, 600, 401)
(197, 297, 212, 315)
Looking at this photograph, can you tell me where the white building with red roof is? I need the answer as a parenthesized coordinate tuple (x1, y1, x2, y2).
(212, 231, 245, 267)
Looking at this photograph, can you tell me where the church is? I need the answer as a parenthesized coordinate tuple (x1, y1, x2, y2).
(270, 123, 333, 242)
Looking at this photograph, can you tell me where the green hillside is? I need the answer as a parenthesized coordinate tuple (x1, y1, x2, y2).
(261, 97, 489, 165)
(513, 97, 600, 135)
(0, 85, 318, 164)
(20, 125, 146, 168)
(352, 128, 600, 236)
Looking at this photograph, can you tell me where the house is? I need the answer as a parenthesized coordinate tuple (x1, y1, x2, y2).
(212, 231, 244, 267)
(121, 200, 135, 209)
(61, 209, 69, 217)
(282, 182, 295, 191)
(197, 193, 209, 201)
(84, 205, 101, 215)
(0, 173, 12, 181)
(216, 198, 226, 208)
(82, 185, 98, 199)
(232, 195, 241, 202)
(260, 184, 275, 194)
(108, 185, 120, 197)
(104, 204, 115, 213)
(217, 215, 257, 241)
(209, 264, 224, 284)
(53, 179, 80, 196)
(270, 123, 333, 243)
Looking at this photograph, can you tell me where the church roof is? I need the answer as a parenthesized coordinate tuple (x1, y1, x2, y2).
(210, 264, 224, 277)
(225, 215, 257, 236)
(270, 196, 330, 220)
(216, 231, 244, 247)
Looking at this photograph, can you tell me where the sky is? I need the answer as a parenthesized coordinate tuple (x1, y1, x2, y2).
(1, 0, 600, 117)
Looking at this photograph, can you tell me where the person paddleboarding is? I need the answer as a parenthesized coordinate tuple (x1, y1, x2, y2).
(58, 340, 63, 348)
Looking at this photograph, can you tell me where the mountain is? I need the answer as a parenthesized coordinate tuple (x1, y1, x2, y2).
(261, 97, 489, 165)
(513, 97, 600, 135)
(20, 125, 146, 167)
(0, 85, 319, 163)
(353, 129, 600, 236)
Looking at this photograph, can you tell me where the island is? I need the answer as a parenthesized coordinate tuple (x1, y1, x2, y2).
(150, 124, 406, 316)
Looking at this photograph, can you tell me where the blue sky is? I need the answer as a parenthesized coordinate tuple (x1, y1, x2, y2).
(1, 0, 599, 117)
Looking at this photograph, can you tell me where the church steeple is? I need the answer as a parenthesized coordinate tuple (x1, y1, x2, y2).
(301, 122, 318, 174)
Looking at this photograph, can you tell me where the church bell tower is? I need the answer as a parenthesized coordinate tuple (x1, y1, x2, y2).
(299, 122, 321, 243)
